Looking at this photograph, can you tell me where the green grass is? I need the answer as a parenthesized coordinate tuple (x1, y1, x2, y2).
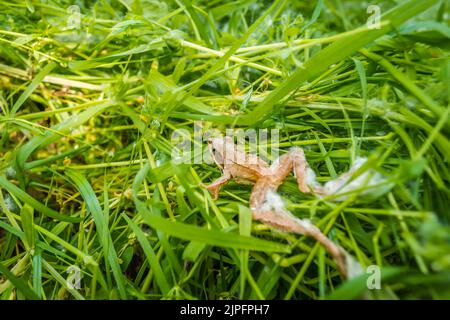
(0, 0, 449, 300)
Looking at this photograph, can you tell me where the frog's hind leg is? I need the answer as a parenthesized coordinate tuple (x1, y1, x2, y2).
(249, 178, 347, 278)
(203, 171, 231, 199)
(270, 147, 322, 194)
(250, 180, 309, 235)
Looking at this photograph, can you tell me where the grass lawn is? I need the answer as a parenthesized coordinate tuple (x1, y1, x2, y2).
(0, 0, 449, 300)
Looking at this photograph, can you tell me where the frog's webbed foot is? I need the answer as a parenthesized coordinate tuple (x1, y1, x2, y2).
(203, 172, 231, 200)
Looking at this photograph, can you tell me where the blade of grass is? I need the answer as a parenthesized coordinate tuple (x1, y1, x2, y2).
(325, 267, 404, 300)
(360, 49, 446, 121)
(238, 204, 252, 299)
(179, 0, 215, 48)
(15, 101, 113, 169)
(167, 0, 287, 119)
(19, 204, 35, 249)
(352, 57, 368, 141)
(41, 259, 85, 300)
(32, 251, 42, 299)
(0, 261, 40, 300)
(122, 214, 171, 296)
(241, 0, 439, 125)
(65, 170, 128, 299)
(10, 61, 56, 116)
(0, 176, 81, 223)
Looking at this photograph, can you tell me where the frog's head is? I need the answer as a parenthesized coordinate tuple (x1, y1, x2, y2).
(207, 136, 233, 168)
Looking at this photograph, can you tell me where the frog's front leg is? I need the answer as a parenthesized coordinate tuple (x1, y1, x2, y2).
(204, 171, 231, 199)
(270, 147, 323, 194)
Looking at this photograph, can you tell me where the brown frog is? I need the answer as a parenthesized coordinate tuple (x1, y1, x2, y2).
(204, 136, 349, 278)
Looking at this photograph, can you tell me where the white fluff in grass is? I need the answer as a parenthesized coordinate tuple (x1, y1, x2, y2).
(328, 157, 384, 200)
(6, 166, 16, 178)
(311, 157, 386, 201)
(261, 189, 285, 212)
(261, 189, 315, 232)
(305, 167, 322, 189)
(343, 251, 364, 279)
(0, 193, 19, 213)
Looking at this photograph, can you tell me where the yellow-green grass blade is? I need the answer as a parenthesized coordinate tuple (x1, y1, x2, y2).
(65, 170, 128, 299)
(123, 214, 171, 296)
(325, 267, 405, 300)
(0, 261, 40, 300)
(0, 176, 81, 223)
(241, 0, 439, 125)
(10, 61, 56, 116)
(15, 101, 113, 169)
(19, 204, 35, 248)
